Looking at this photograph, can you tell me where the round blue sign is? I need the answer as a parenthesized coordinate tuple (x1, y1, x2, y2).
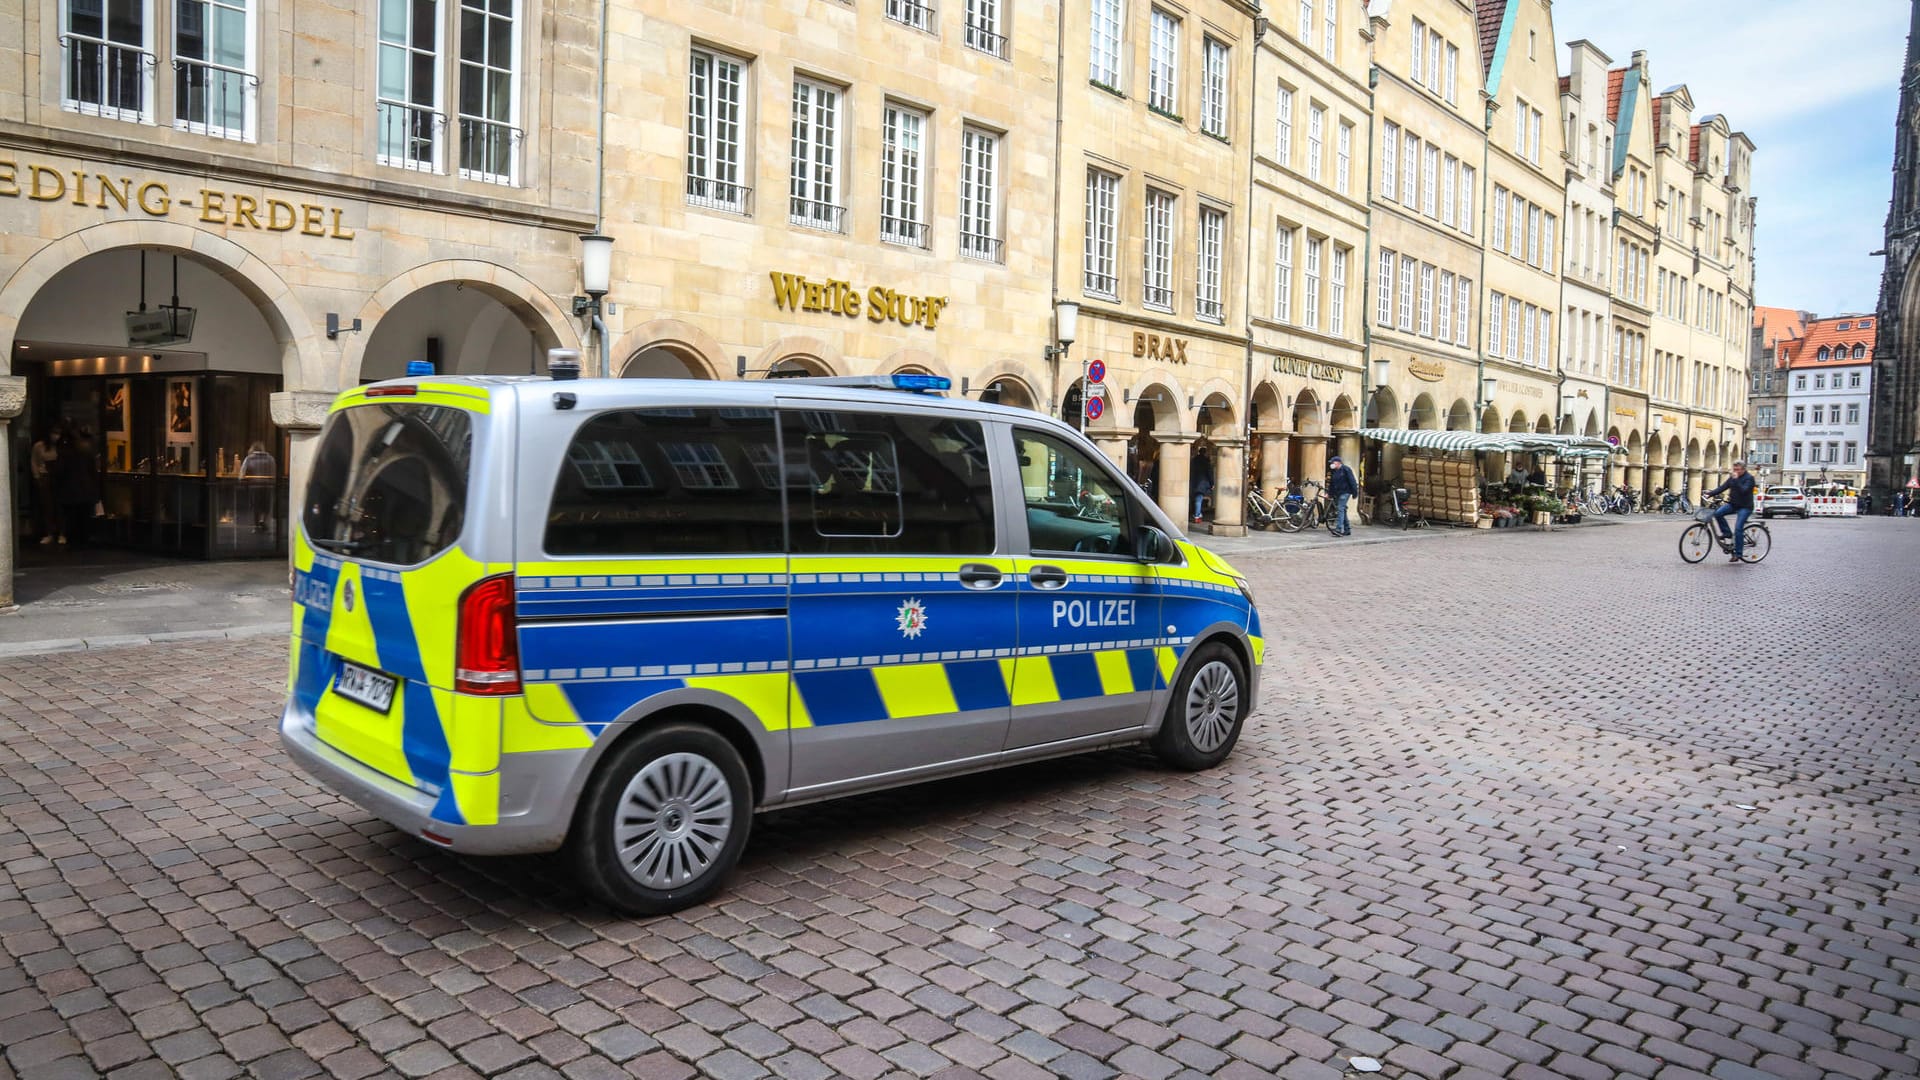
(1085, 397, 1105, 422)
(1087, 358, 1107, 384)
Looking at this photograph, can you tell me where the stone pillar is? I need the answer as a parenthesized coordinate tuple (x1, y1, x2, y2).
(1336, 433, 1361, 474)
(1155, 434, 1194, 527)
(272, 391, 336, 568)
(1258, 433, 1289, 497)
(0, 376, 24, 614)
(1686, 468, 1702, 503)
(1299, 435, 1329, 487)
(1091, 433, 1130, 476)
(1210, 440, 1246, 536)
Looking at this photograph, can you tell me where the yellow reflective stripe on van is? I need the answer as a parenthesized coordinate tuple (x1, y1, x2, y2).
(448, 772, 500, 827)
(329, 382, 493, 415)
(870, 663, 960, 720)
(1094, 650, 1137, 696)
(1009, 654, 1058, 707)
(1249, 635, 1267, 666)
(1156, 647, 1179, 683)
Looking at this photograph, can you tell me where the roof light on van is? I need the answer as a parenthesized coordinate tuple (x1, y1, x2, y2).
(406, 360, 435, 376)
(365, 385, 417, 397)
(891, 373, 951, 392)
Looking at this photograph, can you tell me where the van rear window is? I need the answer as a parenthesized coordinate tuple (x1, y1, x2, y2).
(304, 404, 472, 565)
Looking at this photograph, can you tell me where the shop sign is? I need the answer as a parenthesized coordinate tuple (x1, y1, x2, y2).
(1498, 379, 1545, 399)
(768, 271, 949, 330)
(1407, 358, 1447, 382)
(1132, 332, 1188, 363)
(1272, 355, 1344, 382)
(0, 158, 355, 239)
(1613, 406, 1638, 419)
(1694, 419, 1715, 432)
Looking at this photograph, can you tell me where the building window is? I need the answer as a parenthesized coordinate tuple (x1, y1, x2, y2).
(1303, 237, 1323, 330)
(1307, 105, 1325, 182)
(881, 103, 928, 247)
(1537, 308, 1550, 366)
(1083, 169, 1120, 299)
(1526, 205, 1541, 266)
(1542, 214, 1556, 270)
(1201, 37, 1228, 139)
(1376, 248, 1394, 326)
(1793, 405, 1805, 425)
(1441, 154, 1456, 226)
(1299, 0, 1313, 44)
(1402, 132, 1418, 206)
(1379, 120, 1396, 198)
(1847, 403, 1861, 425)
(174, 0, 256, 139)
(958, 127, 1001, 262)
(1397, 255, 1415, 332)
(1276, 86, 1294, 165)
(1850, 372, 1862, 388)
(1521, 305, 1536, 364)
(789, 78, 844, 231)
(1815, 373, 1826, 390)
(1336, 121, 1352, 194)
(1459, 164, 1475, 234)
(1507, 301, 1521, 361)
(1274, 225, 1294, 324)
(1143, 189, 1175, 311)
(1322, 1, 1336, 60)
(1417, 263, 1434, 337)
(1089, 0, 1121, 88)
(1790, 442, 1802, 464)
(885, 0, 936, 33)
(1757, 405, 1775, 428)
(1330, 246, 1348, 336)
(1197, 206, 1225, 323)
(1444, 43, 1458, 104)
(1509, 193, 1525, 260)
(964, 0, 1008, 58)
(1454, 277, 1470, 347)
(1148, 9, 1179, 116)
(455, 0, 520, 183)
(1421, 144, 1438, 217)
(1795, 374, 1806, 390)
(1492, 186, 1507, 250)
(1489, 293, 1505, 355)
(377, 0, 441, 171)
(1410, 17, 1424, 84)
(1846, 441, 1858, 464)
(1437, 270, 1454, 342)
(1828, 441, 1841, 464)
(686, 48, 748, 212)
(63, 0, 154, 123)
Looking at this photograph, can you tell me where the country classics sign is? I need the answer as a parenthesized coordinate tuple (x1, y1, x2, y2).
(1272, 355, 1344, 382)
(769, 271, 949, 330)
(0, 158, 355, 239)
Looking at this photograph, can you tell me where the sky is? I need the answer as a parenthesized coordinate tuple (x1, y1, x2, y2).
(1553, 0, 1910, 318)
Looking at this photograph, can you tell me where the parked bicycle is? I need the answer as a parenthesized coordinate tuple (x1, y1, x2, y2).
(1657, 488, 1693, 514)
(1369, 481, 1427, 530)
(1245, 486, 1287, 531)
(1280, 479, 1338, 534)
(1678, 507, 1770, 564)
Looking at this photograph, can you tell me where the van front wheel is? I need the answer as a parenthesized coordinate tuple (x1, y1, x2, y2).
(1150, 643, 1249, 771)
(571, 724, 752, 916)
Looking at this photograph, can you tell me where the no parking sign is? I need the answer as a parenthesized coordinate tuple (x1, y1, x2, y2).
(1087, 358, 1107, 384)
(1085, 396, 1105, 421)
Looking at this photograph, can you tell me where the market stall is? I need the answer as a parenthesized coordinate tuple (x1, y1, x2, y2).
(1357, 429, 1623, 527)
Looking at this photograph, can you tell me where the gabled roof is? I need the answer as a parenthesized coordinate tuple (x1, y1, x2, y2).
(1753, 306, 1808, 349)
(1476, 0, 1508, 78)
(1607, 69, 1625, 121)
(1779, 315, 1876, 368)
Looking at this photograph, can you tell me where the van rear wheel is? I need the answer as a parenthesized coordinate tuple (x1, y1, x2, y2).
(1151, 643, 1249, 771)
(571, 724, 752, 916)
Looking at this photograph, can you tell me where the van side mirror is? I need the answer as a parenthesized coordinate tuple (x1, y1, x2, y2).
(1134, 524, 1171, 563)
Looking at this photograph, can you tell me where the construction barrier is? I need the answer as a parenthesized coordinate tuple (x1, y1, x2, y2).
(1808, 495, 1857, 517)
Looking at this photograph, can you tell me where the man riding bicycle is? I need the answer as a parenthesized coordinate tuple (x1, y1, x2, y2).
(1704, 461, 1757, 563)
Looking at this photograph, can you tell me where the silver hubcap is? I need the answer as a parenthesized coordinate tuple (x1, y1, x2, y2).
(1184, 661, 1239, 753)
(613, 752, 734, 890)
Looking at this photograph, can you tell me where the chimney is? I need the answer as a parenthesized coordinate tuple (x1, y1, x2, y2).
(1632, 49, 1647, 71)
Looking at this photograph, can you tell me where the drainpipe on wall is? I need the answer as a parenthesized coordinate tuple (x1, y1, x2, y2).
(1360, 63, 1378, 442)
(1242, 18, 1267, 459)
(1048, 0, 1068, 416)
(592, 0, 610, 377)
(1475, 91, 1496, 426)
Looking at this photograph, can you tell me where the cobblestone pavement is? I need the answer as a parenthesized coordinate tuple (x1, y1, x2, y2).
(3, 516, 1918, 1080)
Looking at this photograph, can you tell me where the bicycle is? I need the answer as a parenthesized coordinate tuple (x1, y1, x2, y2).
(1369, 481, 1427, 529)
(1678, 507, 1770, 564)
(1245, 486, 1287, 531)
(1281, 480, 1339, 534)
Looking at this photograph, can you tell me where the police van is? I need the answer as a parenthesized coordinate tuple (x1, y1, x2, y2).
(282, 363, 1264, 914)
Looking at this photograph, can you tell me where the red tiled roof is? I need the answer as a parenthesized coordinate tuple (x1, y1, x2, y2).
(1781, 316, 1876, 368)
(1652, 95, 1665, 141)
(1559, 75, 1571, 96)
(1754, 306, 1808, 368)
(1607, 69, 1625, 121)
(1689, 123, 1702, 165)
(1476, 0, 1507, 77)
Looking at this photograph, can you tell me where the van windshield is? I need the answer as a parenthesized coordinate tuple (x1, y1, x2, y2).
(304, 403, 473, 565)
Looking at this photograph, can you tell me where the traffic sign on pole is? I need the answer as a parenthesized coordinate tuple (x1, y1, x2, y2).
(1087, 358, 1106, 384)
(1085, 397, 1105, 422)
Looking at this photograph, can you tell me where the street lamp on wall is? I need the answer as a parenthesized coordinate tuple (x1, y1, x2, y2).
(572, 233, 614, 375)
(1044, 300, 1083, 428)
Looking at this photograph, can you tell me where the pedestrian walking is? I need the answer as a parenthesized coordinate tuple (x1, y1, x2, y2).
(1327, 454, 1359, 536)
(55, 427, 100, 550)
(31, 423, 63, 545)
(1190, 450, 1214, 524)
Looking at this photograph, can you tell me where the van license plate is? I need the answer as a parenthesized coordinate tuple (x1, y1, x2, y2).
(335, 661, 397, 713)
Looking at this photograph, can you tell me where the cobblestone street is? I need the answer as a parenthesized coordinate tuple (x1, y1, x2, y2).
(3, 517, 1918, 1080)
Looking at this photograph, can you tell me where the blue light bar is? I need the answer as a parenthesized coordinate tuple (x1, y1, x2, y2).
(891, 373, 952, 392)
(406, 360, 436, 376)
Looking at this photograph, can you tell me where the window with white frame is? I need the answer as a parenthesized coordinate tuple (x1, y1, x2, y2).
(1330, 246, 1348, 336)
(1299, 0, 1313, 44)
(1444, 43, 1458, 104)
(64, 0, 157, 123)
(1828, 441, 1840, 464)
(1441, 154, 1456, 226)
(1402, 132, 1418, 205)
(1089, 0, 1121, 87)
(1537, 307, 1550, 365)
(1528, 108, 1542, 164)
(1790, 442, 1802, 464)
(1380, 120, 1397, 198)
(1197, 206, 1225, 322)
(1336, 121, 1352, 194)
(1811, 404, 1824, 424)
(1377, 249, 1394, 326)
(1418, 263, 1434, 338)
(1514, 98, 1527, 151)
(1202, 37, 1228, 139)
(1509, 193, 1524, 259)
(1848, 403, 1861, 425)
(1489, 293, 1505, 355)
(1143, 188, 1175, 310)
(1421, 144, 1437, 217)
(965, 0, 1008, 58)
(1454, 277, 1469, 346)
(1275, 225, 1294, 323)
(1410, 18, 1425, 83)
(1307, 105, 1325, 182)
(1794, 374, 1805, 390)
(1846, 441, 1858, 464)
(1398, 255, 1415, 332)
(1084, 169, 1120, 298)
(959, 126, 1001, 261)
(1526, 205, 1540, 266)
(378, 0, 440, 170)
(880, 103, 928, 247)
(1542, 214, 1555, 270)
(1276, 86, 1294, 165)
(455, 0, 521, 183)
(1850, 371, 1862, 388)
(1507, 299, 1521, 359)
(1459, 164, 1474, 234)
(1438, 270, 1454, 342)
(1322, 2, 1336, 61)
(1303, 238, 1323, 330)
(1493, 186, 1508, 250)
(1522, 305, 1536, 364)
(174, 0, 256, 139)
(1426, 29, 1441, 94)
(1148, 9, 1179, 115)
(789, 78, 843, 231)
(686, 48, 748, 212)
(885, 0, 935, 32)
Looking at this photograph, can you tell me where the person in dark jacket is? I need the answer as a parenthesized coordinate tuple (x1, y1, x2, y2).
(1705, 461, 1758, 563)
(55, 427, 100, 550)
(1327, 454, 1360, 537)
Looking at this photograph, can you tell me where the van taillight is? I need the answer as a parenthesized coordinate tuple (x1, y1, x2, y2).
(456, 574, 521, 695)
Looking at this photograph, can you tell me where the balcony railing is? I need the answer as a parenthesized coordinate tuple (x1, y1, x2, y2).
(686, 176, 753, 214)
(886, 0, 936, 32)
(882, 217, 929, 248)
(1084, 270, 1118, 300)
(172, 56, 256, 140)
(458, 114, 523, 185)
(965, 21, 1009, 58)
(376, 99, 445, 173)
(959, 233, 1002, 263)
(1143, 283, 1174, 311)
(789, 196, 847, 233)
(61, 34, 152, 121)
(1196, 296, 1225, 323)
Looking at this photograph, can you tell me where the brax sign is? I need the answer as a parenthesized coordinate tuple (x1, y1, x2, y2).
(1132, 333, 1189, 364)
(0, 158, 355, 239)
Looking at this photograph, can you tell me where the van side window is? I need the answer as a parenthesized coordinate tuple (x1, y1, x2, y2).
(305, 404, 472, 566)
(782, 411, 995, 554)
(545, 409, 784, 555)
(1015, 430, 1133, 556)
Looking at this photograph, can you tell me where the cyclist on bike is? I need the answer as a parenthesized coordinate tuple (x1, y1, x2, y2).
(1704, 461, 1757, 563)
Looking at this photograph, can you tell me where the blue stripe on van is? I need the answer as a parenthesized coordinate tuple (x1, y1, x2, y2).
(944, 659, 1011, 713)
(1047, 653, 1105, 701)
(560, 679, 687, 738)
(361, 575, 459, 825)
(794, 669, 890, 726)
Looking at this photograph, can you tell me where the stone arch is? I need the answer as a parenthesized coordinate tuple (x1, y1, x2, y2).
(1409, 392, 1438, 429)
(1193, 376, 1238, 437)
(975, 372, 1039, 410)
(1251, 380, 1285, 431)
(1508, 411, 1530, 434)
(345, 260, 576, 385)
(1293, 388, 1325, 437)
(1446, 398, 1473, 431)
(1366, 384, 1401, 428)
(611, 317, 727, 380)
(1481, 405, 1504, 434)
(879, 346, 952, 381)
(0, 219, 323, 385)
(1583, 412, 1600, 438)
(1329, 394, 1359, 433)
(1128, 379, 1186, 435)
(754, 335, 842, 378)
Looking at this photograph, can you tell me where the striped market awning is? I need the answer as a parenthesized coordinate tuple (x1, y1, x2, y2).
(1358, 429, 1625, 456)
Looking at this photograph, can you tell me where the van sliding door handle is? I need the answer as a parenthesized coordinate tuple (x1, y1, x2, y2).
(957, 564, 1004, 589)
(1028, 565, 1069, 590)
